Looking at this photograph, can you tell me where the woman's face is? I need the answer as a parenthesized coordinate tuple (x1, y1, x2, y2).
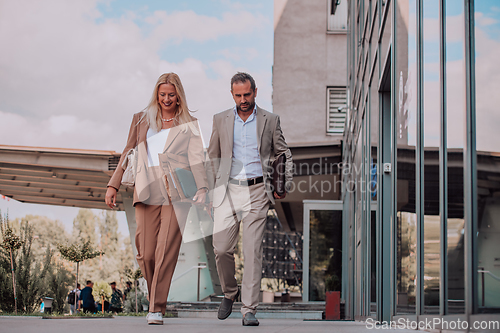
(157, 83, 178, 114)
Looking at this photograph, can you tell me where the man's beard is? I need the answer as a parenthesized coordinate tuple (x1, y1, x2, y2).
(237, 102, 255, 113)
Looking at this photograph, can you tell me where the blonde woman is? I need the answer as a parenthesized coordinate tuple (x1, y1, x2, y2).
(105, 73, 208, 325)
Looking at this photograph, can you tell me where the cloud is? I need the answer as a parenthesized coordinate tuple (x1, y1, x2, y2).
(476, 12, 499, 26)
(422, 14, 464, 43)
(158, 58, 272, 144)
(145, 9, 268, 44)
(473, 26, 500, 153)
(218, 0, 265, 11)
(404, 9, 500, 152)
(218, 47, 260, 61)
(0, 0, 272, 152)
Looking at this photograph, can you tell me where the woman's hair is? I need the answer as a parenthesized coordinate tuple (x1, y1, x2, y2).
(141, 73, 198, 134)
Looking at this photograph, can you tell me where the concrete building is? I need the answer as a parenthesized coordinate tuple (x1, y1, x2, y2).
(273, 0, 349, 304)
(274, 0, 348, 147)
(274, 0, 500, 329)
(342, 0, 500, 328)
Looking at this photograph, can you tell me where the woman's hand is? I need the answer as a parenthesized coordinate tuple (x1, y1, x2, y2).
(192, 188, 207, 205)
(105, 187, 117, 209)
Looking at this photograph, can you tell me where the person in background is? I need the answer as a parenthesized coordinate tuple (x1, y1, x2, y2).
(79, 280, 96, 313)
(124, 281, 132, 300)
(68, 283, 81, 315)
(108, 282, 124, 313)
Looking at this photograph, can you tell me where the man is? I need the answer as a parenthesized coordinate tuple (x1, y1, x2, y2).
(79, 280, 96, 313)
(108, 282, 124, 313)
(208, 72, 293, 326)
(124, 281, 132, 300)
(68, 283, 81, 315)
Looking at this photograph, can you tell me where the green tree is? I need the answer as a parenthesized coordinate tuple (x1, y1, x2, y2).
(44, 260, 73, 313)
(99, 211, 120, 254)
(0, 213, 22, 314)
(72, 209, 100, 282)
(72, 209, 98, 245)
(57, 239, 103, 312)
(13, 221, 52, 312)
(27, 215, 70, 258)
(120, 236, 135, 284)
(124, 268, 143, 313)
(97, 211, 121, 281)
(14, 215, 74, 313)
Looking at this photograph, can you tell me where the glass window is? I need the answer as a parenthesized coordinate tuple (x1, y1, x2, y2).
(309, 210, 343, 301)
(422, 0, 441, 314)
(396, 0, 418, 315)
(328, 0, 348, 32)
(445, 0, 466, 315)
(474, 0, 500, 313)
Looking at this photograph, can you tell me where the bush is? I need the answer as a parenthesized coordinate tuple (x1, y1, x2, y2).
(44, 261, 73, 313)
(123, 289, 149, 313)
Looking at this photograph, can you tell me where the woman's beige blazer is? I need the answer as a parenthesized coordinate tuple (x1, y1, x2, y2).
(108, 112, 208, 206)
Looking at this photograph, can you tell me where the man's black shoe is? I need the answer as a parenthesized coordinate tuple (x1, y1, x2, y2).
(242, 312, 259, 326)
(217, 289, 240, 320)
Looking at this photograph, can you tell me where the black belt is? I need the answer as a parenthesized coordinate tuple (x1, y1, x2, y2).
(229, 176, 264, 186)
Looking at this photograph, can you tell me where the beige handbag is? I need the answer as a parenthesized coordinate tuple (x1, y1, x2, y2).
(121, 147, 138, 187)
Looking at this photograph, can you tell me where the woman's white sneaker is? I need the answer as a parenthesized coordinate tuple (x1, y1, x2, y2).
(146, 312, 163, 325)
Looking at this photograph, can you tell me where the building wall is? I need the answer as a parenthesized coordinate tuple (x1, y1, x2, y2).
(273, 0, 347, 146)
(344, 0, 500, 326)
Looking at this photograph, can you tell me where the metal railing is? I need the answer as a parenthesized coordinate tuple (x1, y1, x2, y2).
(173, 262, 207, 301)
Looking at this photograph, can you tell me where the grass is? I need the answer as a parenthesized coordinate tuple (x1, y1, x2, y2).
(0, 312, 42, 317)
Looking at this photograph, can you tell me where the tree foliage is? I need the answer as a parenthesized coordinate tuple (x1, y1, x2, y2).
(0, 209, 135, 313)
(45, 261, 73, 313)
(0, 220, 58, 313)
(57, 239, 103, 263)
(0, 219, 22, 251)
(92, 281, 112, 302)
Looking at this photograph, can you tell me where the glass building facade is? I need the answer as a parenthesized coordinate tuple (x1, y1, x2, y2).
(343, 0, 500, 326)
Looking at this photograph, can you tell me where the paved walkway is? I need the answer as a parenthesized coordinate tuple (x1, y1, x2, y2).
(1, 316, 413, 333)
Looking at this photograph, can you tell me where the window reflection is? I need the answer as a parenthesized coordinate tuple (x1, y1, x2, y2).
(445, 0, 466, 314)
(309, 210, 342, 301)
(474, 0, 500, 313)
(396, 0, 417, 314)
(422, 0, 441, 314)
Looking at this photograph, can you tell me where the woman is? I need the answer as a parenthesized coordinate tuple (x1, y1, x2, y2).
(105, 73, 208, 325)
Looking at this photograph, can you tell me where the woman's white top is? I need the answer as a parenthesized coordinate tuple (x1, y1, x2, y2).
(146, 127, 171, 167)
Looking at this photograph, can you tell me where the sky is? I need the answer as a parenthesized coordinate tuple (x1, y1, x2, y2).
(402, 0, 500, 152)
(0, 0, 274, 237)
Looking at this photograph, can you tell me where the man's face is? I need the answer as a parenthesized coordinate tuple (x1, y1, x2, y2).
(111, 284, 116, 290)
(231, 80, 257, 113)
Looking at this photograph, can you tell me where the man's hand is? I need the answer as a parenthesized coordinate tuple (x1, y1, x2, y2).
(105, 187, 117, 209)
(192, 188, 208, 205)
(274, 191, 286, 200)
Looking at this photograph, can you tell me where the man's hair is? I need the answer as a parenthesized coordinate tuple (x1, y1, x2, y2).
(86, 280, 92, 285)
(110, 282, 116, 285)
(231, 72, 256, 91)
